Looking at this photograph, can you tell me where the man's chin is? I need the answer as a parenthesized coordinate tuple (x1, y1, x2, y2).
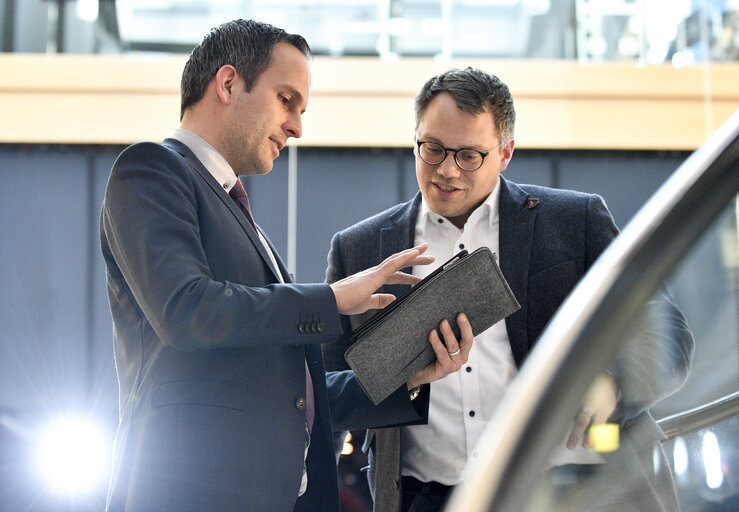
(255, 159, 275, 175)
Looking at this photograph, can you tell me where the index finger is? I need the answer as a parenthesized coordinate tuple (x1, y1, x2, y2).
(566, 410, 593, 449)
(381, 244, 433, 271)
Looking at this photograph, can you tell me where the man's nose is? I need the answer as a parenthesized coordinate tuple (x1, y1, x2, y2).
(284, 113, 302, 139)
(436, 153, 461, 178)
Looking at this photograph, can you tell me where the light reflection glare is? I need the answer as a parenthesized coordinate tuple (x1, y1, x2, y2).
(673, 436, 688, 476)
(702, 431, 723, 489)
(341, 431, 354, 456)
(653, 444, 662, 474)
(34, 415, 110, 495)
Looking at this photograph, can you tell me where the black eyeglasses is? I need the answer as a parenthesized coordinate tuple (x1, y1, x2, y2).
(416, 140, 492, 172)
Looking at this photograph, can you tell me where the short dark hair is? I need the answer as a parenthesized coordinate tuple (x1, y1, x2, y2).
(415, 67, 515, 144)
(180, 19, 311, 119)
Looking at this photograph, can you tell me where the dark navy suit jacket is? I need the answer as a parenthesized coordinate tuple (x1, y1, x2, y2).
(100, 139, 429, 512)
(323, 178, 694, 512)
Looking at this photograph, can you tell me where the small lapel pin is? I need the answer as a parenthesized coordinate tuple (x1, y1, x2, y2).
(525, 197, 540, 209)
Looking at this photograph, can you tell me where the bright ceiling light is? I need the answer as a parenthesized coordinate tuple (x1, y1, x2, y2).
(77, 0, 99, 22)
(34, 415, 111, 495)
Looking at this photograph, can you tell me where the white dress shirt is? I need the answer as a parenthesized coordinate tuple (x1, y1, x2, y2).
(401, 181, 519, 485)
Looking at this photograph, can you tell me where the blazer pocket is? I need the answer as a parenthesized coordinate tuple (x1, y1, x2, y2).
(151, 380, 250, 410)
(528, 259, 578, 326)
(528, 259, 577, 295)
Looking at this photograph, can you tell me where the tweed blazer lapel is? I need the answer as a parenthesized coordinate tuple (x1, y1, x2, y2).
(378, 193, 422, 299)
(161, 138, 282, 284)
(498, 177, 538, 367)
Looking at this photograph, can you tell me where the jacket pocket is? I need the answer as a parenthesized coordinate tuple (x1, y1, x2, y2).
(151, 380, 250, 410)
(528, 259, 578, 308)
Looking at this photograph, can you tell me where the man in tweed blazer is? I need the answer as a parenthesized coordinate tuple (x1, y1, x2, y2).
(323, 68, 693, 512)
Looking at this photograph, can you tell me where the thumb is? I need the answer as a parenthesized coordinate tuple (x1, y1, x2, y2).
(372, 294, 396, 310)
(342, 293, 397, 316)
(361, 293, 395, 312)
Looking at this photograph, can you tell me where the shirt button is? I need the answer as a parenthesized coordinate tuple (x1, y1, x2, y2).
(437, 218, 443, 224)
(469, 410, 476, 417)
(459, 243, 465, 249)
(296, 397, 306, 410)
(465, 366, 472, 373)
(224, 288, 233, 297)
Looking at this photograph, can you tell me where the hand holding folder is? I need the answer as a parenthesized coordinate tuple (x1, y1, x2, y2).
(345, 247, 521, 405)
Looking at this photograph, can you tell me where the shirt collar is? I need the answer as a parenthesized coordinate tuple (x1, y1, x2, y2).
(170, 128, 238, 192)
(418, 179, 501, 235)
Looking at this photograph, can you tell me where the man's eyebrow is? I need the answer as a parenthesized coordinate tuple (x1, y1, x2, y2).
(419, 134, 488, 151)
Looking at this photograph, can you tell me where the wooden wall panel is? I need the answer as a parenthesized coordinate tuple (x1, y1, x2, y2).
(1, 54, 737, 149)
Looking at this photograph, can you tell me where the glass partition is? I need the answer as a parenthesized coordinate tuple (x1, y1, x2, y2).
(5, 0, 739, 62)
(522, 194, 738, 511)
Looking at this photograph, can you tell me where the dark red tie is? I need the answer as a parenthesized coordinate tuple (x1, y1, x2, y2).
(305, 360, 315, 435)
(229, 179, 256, 229)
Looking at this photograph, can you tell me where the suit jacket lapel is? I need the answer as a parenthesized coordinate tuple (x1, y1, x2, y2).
(162, 138, 282, 283)
(260, 230, 293, 284)
(498, 177, 537, 367)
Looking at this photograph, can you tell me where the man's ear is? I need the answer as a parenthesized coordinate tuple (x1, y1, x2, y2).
(214, 65, 239, 104)
(499, 139, 515, 172)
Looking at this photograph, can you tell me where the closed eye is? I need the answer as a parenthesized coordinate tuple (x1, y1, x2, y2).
(458, 150, 480, 163)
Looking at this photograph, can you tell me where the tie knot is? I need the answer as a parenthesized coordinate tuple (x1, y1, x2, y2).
(229, 179, 247, 200)
(228, 179, 256, 229)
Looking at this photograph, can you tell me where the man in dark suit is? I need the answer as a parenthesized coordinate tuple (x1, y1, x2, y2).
(323, 67, 694, 512)
(100, 20, 473, 512)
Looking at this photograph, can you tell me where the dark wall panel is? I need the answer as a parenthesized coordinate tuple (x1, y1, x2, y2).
(504, 151, 555, 187)
(295, 148, 411, 283)
(89, 150, 120, 419)
(1, 148, 94, 412)
(555, 151, 686, 228)
(0, 144, 690, 420)
(399, 147, 419, 202)
(244, 151, 290, 260)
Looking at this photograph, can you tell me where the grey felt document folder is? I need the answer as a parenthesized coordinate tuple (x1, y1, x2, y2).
(345, 247, 521, 405)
